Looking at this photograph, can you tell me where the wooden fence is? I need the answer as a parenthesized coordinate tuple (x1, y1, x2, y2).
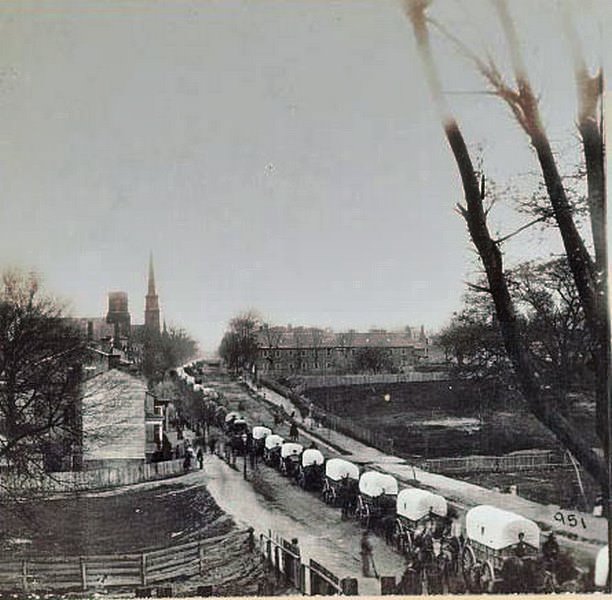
(1, 459, 187, 496)
(320, 413, 396, 455)
(259, 531, 356, 596)
(0, 529, 251, 592)
(418, 450, 572, 474)
(296, 372, 449, 390)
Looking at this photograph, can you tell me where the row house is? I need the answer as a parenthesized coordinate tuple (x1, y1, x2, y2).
(255, 326, 429, 376)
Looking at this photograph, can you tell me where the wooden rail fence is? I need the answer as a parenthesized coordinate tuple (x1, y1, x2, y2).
(0, 529, 250, 592)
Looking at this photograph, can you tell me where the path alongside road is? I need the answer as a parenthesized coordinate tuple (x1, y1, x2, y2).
(243, 378, 606, 560)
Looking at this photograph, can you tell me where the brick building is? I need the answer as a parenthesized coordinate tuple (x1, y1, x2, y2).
(255, 325, 429, 376)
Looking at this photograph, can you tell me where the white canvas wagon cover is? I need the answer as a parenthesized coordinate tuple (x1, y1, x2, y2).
(396, 488, 447, 521)
(252, 426, 272, 440)
(595, 545, 608, 588)
(264, 434, 284, 450)
(225, 411, 241, 423)
(466, 505, 540, 550)
(359, 471, 398, 497)
(325, 458, 359, 481)
(302, 449, 324, 467)
(281, 442, 303, 458)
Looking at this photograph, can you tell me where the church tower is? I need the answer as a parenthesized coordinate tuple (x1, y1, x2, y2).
(145, 253, 160, 333)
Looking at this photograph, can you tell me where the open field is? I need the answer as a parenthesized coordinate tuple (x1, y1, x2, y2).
(305, 381, 600, 507)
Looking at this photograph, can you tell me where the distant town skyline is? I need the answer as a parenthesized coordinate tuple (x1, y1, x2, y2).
(0, 0, 606, 352)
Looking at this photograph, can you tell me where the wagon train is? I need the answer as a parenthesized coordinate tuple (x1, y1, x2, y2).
(263, 434, 284, 468)
(180, 368, 591, 591)
(393, 488, 448, 555)
(461, 505, 557, 593)
(356, 471, 398, 530)
(321, 458, 360, 509)
(279, 442, 303, 478)
(252, 426, 272, 458)
(296, 448, 325, 491)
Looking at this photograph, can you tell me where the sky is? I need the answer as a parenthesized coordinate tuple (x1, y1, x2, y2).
(0, 0, 609, 353)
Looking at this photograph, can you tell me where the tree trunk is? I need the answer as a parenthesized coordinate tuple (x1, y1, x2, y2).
(405, 0, 607, 493)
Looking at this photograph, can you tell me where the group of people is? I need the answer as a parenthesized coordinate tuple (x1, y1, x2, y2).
(179, 439, 205, 471)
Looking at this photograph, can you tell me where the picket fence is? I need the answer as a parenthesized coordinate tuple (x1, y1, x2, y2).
(418, 450, 571, 474)
(296, 371, 449, 390)
(0, 529, 250, 592)
(1, 459, 187, 496)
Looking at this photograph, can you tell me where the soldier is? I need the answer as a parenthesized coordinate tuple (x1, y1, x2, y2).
(514, 532, 528, 558)
(360, 530, 378, 578)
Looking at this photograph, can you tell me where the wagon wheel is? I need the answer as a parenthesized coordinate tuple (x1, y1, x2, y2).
(480, 560, 496, 593)
(461, 544, 475, 578)
(392, 521, 405, 554)
(404, 529, 413, 555)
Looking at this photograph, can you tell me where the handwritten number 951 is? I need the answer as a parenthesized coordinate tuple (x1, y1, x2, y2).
(554, 512, 586, 528)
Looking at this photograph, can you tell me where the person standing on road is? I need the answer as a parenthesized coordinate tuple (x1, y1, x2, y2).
(208, 435, 217, 455)
(289, 421, 299, 441)
(360, 530, 378, 578)
(196, 447, 204, 469)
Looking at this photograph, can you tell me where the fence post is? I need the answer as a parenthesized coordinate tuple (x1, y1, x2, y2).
(380, 576, 396, 595)
(141, 553, 148, 586)
(300, 564, 307, 594)
(199, 541, 205, 575)
(310, 564, 317, 596)
(80, 556, 87, 591)
(341, 577, 358, 595)
(21, 560, 28, 592)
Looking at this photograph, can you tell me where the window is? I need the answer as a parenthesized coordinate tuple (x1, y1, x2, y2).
(402, 348, 406, 355)
(300, 350, 306, 356)
(326, 362, 332, 368)
(326, 348, 332, 355)
(275, 350, 281, 357)
(289, 363, 294, 370)
(314, 362, 320, 369)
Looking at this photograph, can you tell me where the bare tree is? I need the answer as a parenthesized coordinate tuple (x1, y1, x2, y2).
(218, 311, 261, 373)
(404, 0, 608, 491)
(0, 270, 88, 480)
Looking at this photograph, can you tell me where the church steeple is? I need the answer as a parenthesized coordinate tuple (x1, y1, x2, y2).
(145, 253, 160, 333)
(148, 252, 156, 296)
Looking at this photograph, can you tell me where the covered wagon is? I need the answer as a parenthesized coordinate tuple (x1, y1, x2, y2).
(356, 471, 398, 529)
(263, 434, 284, 467)
(279, 442, 303, 478)
(296, 448, 325, 491)
(595, 545, 609, 590)
(462, 505, 541, 593)
(252, 426, 272, 457)
(321, 458, 360, 513)
(393, 488, 448, 554)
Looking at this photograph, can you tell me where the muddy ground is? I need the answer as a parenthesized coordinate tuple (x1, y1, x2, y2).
(0, 478, 284, 597)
